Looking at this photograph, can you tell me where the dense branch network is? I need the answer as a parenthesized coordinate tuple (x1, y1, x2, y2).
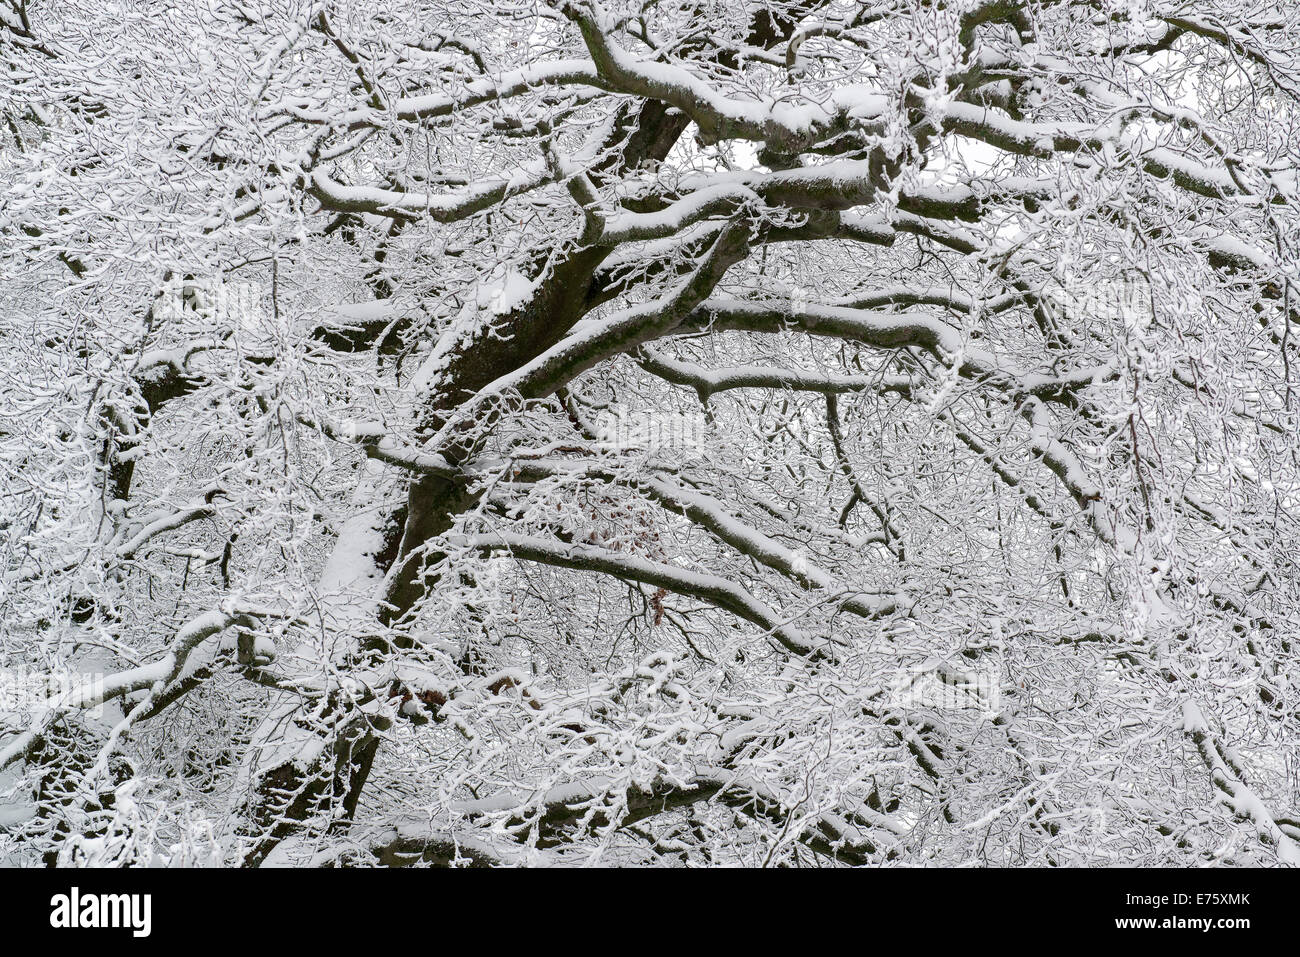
(2, 0, 1299, 867)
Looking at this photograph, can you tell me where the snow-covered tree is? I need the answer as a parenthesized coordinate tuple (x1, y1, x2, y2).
(3, 0, 1299, 866)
